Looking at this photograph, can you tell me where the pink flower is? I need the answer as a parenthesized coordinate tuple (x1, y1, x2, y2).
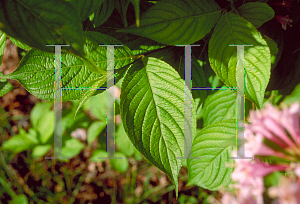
(275, 15, 293, 30)
(269, 177, 300, 204)
(231, 158, 287, 204)
(280, 103, 300, 147)
(244, 127, 286, 158)
(246, 102, 300, 157)
(222, 192, 240, 204)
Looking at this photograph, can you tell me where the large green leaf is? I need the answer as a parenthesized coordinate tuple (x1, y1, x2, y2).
(187, 119, 235, 190)
(203, 90, 236, 126)
(237, 2, 274, 28)
(208, 13, 271, 108)
(120, 57, 196, 196)
(0, 0, 84, 56)
(118, 0, 221, 45)
(70, 0, 105, 21)
(2, 32, 133, 101)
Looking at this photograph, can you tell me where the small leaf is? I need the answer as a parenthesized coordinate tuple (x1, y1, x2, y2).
(263, 35, 279, 70)
(87, 121, 106, 147)
(0, 73, 14, 97)
(187, 119, 235, 190)
(110, 152, 129, 173)
(118, 0, 221, 45)
(116, 123, 137, 157)
(238, 2, 275, 28)
(208, 13, 271, 108)
(2, 129, 38, 154)
(9, 194, 28, 204)
(90, 149, 107, 162)
(62, 138, 85, 158)
(32, 145, 52, 159)
(30, 102, 53, 129)
(36, 110, 54, 144)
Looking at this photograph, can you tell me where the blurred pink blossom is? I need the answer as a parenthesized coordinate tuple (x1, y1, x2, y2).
(231, 158, 287, 204)
(269, 177, 300, 204)
(225, 102, 300, 204)
(246, 102, 300, 157)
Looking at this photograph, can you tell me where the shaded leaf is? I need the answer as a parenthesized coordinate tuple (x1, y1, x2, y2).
(118, 0, 221, 45)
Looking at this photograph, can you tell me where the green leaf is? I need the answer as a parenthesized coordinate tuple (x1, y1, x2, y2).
(0, 0, 84, 56)
(1, 129, 39, 154)
(264, 171, 283, 188)
(263, 35, 279, 70)
(83, 92, 107, 120)
(0, 30, 6, 56)
(187, 119, 235, 190)
(32, 145, 52, 159)
(9, 37, 30, 51)
(70, 0, 105, 21)
(9, 194, 28, 204)
(120, 57, 196, 197)
(282, 83, 300, 106)
(92, 0, 114, 27)
(87, 121, 106, 147)
(116, 123, 137, 157)
(0, 73, 14, 97)
(203, 90, 237, 126)
(129, 0, 140, 27)
(62, 138, 85, 158)
(110, 152, 129, 173)
(208, 13, 271, 108)
(118, 0, 221, 45)
(237, 2, 274, 28)
(90, 149, 107, 162)
(74, 75, 107, 118)
(2, 32, 133, 101)
(30, 102, 53, 129)
(36, 110, 54, 144)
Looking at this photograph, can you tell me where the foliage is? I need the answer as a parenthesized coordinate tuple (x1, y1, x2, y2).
(1, 0, 300, 202)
